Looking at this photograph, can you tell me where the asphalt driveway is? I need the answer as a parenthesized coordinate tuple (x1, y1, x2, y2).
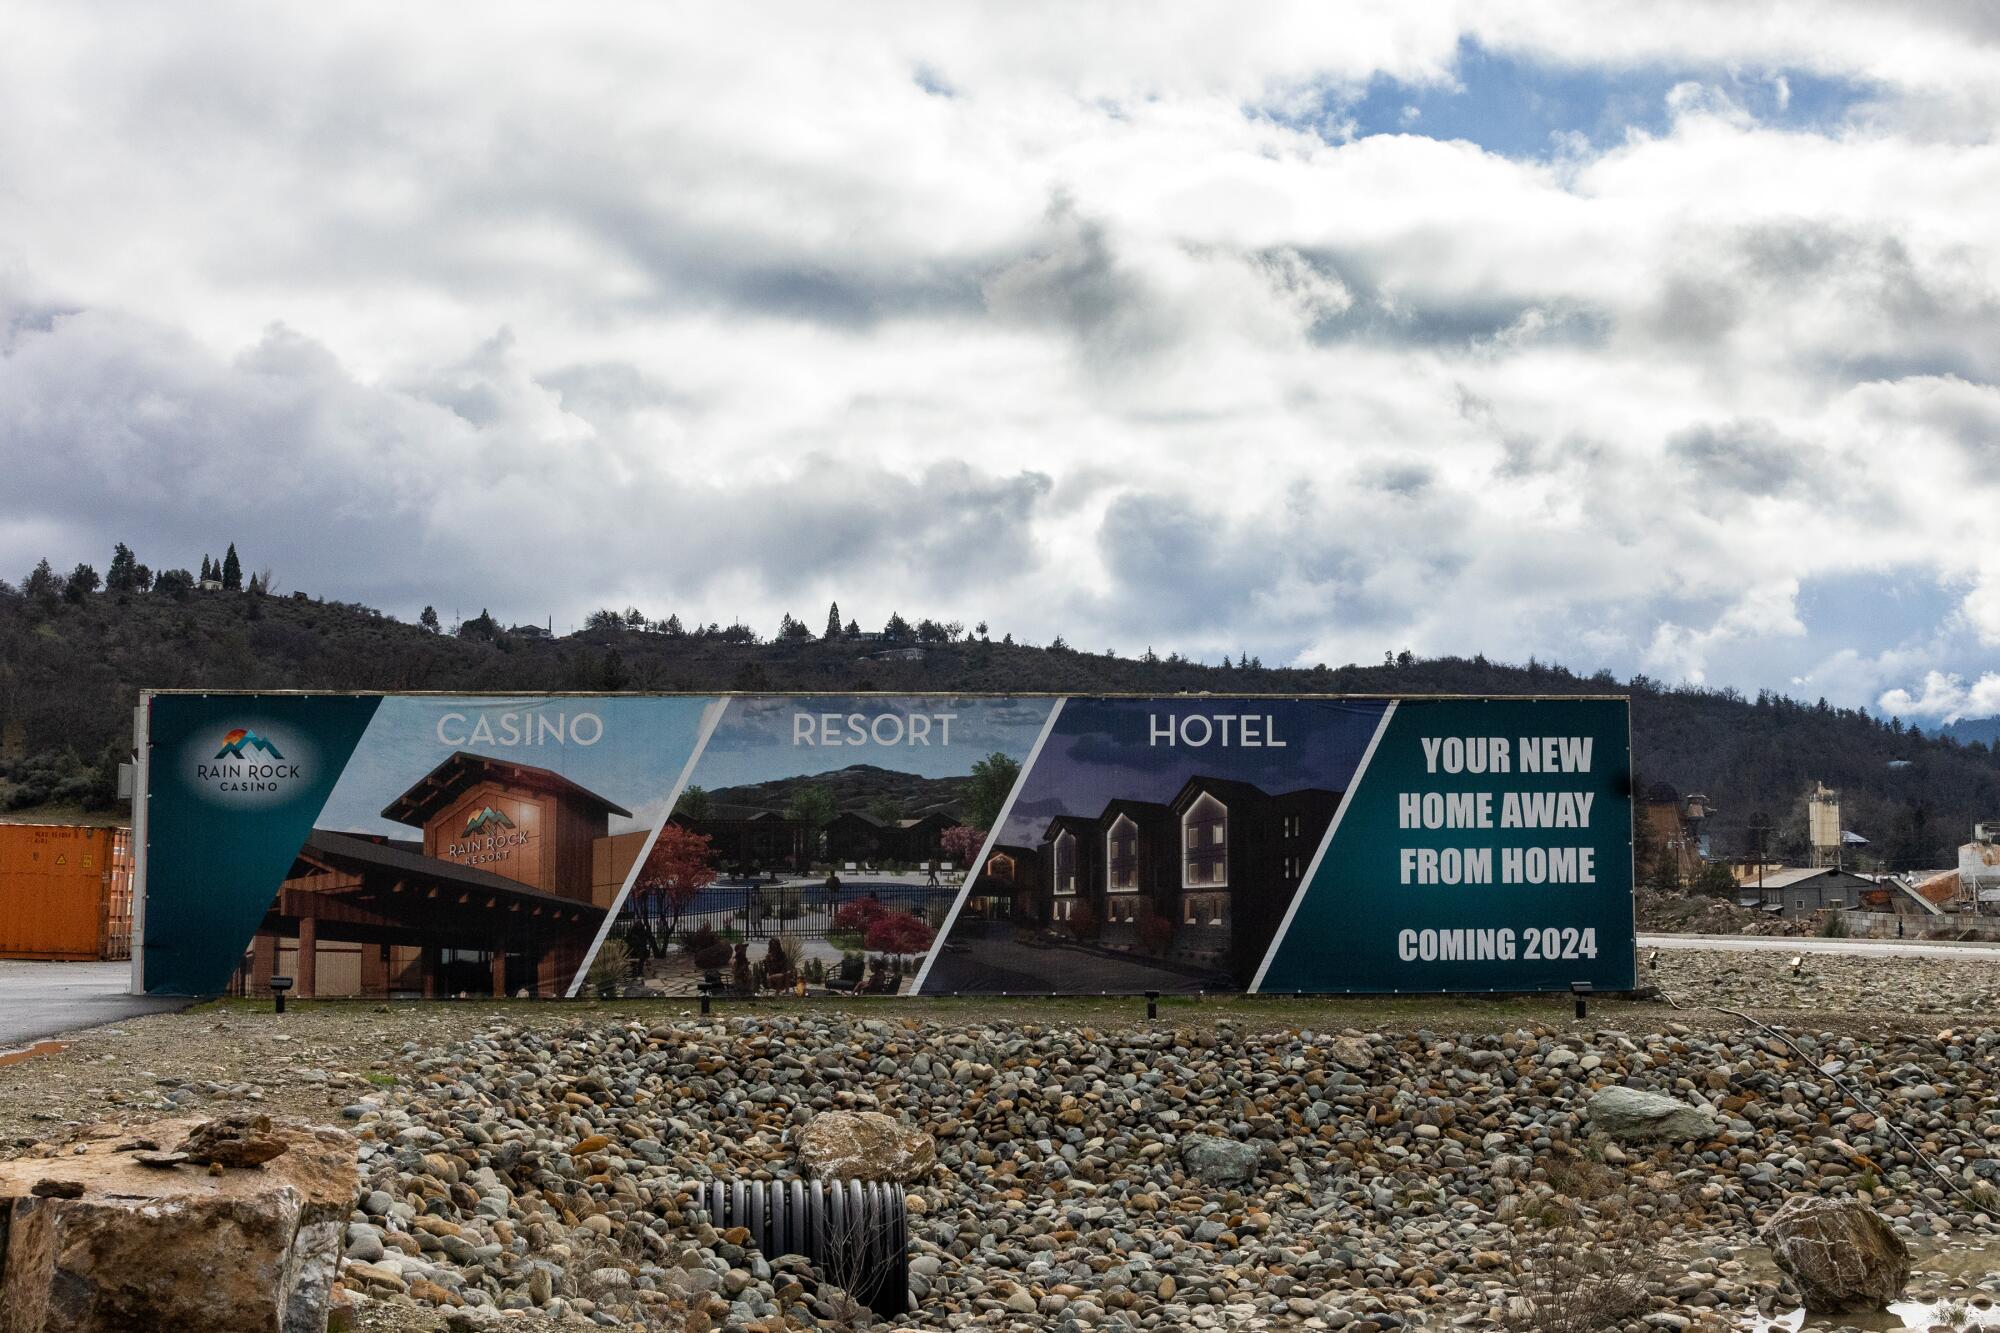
(0, 959, 191, 1048)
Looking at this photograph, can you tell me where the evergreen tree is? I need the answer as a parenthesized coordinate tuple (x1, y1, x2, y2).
(221, 543, 242, 591)
(663, 614, 685, 637)
(24, 559, 58, 602)
(419, 606, 441, 633)
(824, 602, 842, 640)
(106, 543, 139, 592)
(883, 611, 912, 642)
(199, 555, 214, 582)
(844, 617, 859, 637)
(63, 563, 101, 602)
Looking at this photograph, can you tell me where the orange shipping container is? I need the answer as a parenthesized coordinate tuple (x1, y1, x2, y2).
(0, 823, 132, 961)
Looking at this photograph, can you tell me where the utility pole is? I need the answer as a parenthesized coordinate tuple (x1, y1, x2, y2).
(1749, 811, 1772, 904)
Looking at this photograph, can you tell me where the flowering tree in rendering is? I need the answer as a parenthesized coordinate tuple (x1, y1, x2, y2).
(628, 824, 716, 959)
(940, 824, 985, 867)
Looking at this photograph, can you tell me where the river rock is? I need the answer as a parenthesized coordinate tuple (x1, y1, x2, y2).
(796, 1111, 936, 1183)
(1180, 1134, 1260, 1186)
(1585, 1086, 1716, 1143)
(0, 1117, 356, 1333)
(1762, 1195, 1911, 1313)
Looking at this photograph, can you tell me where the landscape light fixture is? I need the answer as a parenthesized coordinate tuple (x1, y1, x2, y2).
(1570, 981, 1591, 1020)
(1145, 990, 1159, 1020)
(269, 975, 294, 1015)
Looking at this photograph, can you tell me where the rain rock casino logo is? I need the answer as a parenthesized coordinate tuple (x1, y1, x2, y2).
(462, 806, 517, 836)
(195, 727, 302, 795)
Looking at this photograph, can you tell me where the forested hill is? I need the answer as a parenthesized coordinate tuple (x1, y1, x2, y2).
(3, 580, 1996, 870)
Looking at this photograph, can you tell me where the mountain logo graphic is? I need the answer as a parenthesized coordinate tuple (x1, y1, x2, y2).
(214, 728, 284, 760)
(463, 807, 517, 836)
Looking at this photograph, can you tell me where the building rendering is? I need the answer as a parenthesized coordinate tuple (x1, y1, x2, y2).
(1031, 776, 1339, 983)
(671, 808, 813, 875)
(825, 810, 954, 866)
(236, 751, 643, 998)
(1041, 814, 1102, 926)
(964, 842, 1040, 920)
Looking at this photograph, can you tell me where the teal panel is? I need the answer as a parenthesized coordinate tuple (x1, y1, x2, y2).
(1258, 698, 1634, 993)
(143, 695, 380, 994)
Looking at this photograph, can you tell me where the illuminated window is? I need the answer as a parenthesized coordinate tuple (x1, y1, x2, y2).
(1182, 792, 1228, 889)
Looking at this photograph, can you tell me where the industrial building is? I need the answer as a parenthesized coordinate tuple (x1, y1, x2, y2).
(1733, 865, 1877, 917)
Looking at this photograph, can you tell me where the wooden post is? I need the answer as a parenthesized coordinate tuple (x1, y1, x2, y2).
(490, 948, 508, 997)
(420, 945, 440, 998)
(296, 916, 318, 998)
(360, 942, 388, 997)
(250, 932, 277, 994)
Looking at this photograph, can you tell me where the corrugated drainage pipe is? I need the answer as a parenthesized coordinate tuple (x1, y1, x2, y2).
(696, 1178, 910, 1317)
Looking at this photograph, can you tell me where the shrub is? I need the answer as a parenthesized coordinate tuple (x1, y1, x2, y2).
(679, 924, 721, 956)
(833, 896, 887, 931)
(584, 938, 633, 999)
(1136, 907, 1177, 956)
(1818, 911, 1851, 938)
(1066, 902, 1100, 941)
(863, 910, 935, 956)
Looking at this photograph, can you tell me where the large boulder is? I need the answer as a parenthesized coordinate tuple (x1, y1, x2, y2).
(1585, 1086, 1717, 1143)
(0, 1117, 357, 1333)
(1762, 1195, 1911, 1313)
(796, 1111, 936, 1184)
(1179, 1134, 1260, 1187)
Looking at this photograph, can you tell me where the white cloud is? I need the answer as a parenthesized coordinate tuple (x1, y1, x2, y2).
(1878, 671, 2000, 723)
(0, 3, 1997, 707)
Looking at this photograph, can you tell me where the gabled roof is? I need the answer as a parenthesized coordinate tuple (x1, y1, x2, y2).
(380, 750, 631, 827)
(1100, 798, 1173, 828)
(1169, 775, 1276, 811)
(1041, 813, 1097, 843)
(1741, 865, 1870, 889)
(295, 829, 601, 911)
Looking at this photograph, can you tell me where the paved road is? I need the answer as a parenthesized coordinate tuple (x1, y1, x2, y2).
(0, 960, 190, 1049)
(1640, 932, 2000, 961)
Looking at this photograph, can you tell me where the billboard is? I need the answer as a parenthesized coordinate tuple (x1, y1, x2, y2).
(136, 692, 1633, 997)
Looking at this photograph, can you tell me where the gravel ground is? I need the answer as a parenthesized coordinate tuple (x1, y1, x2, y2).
(5, 952, 2000, 1332)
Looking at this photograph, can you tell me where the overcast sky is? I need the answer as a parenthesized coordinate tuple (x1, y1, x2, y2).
(4, 3, 1998, 720)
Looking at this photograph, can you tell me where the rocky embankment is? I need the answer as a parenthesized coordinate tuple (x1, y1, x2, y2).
(317, 1014, 2000, 1332)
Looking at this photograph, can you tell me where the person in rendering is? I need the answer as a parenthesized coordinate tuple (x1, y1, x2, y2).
(824, 870, 842, 910)
(926, 861, 940, 888)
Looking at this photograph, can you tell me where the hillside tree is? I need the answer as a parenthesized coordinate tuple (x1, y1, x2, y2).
(824, 602, 842, 639)
(63, 563, 100, 603)
(24, 559, 58, 603)
(419, 605, 441, 633)
(221, 544, 242, 591)
(106, 544, 140, 592)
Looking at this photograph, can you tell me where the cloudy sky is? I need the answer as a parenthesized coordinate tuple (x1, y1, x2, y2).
(4, 3, 1998, 720)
